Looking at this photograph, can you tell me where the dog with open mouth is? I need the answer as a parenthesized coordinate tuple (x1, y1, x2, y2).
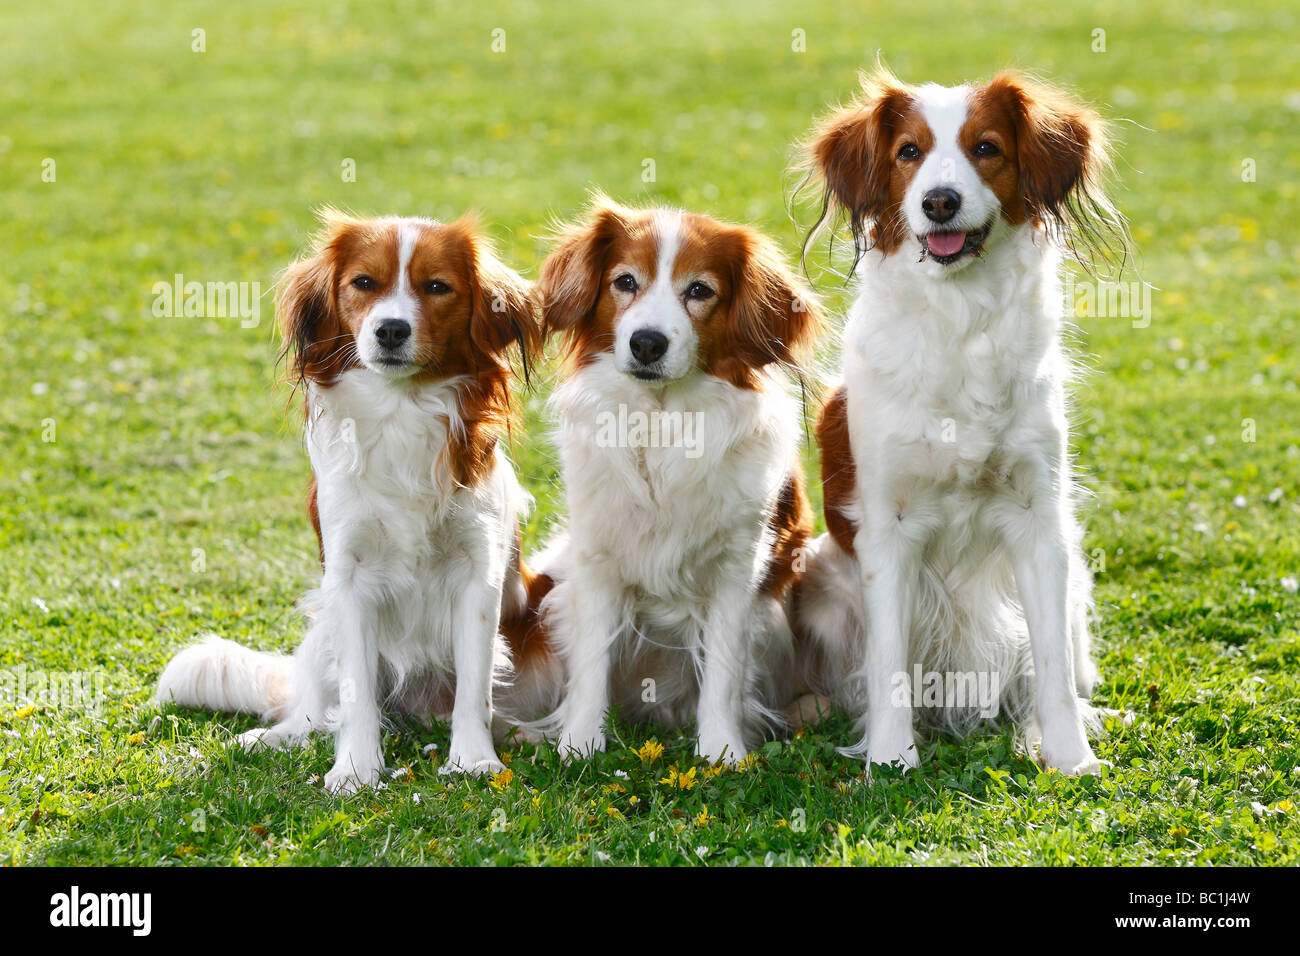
(792, 67, 1127, 775)
(525, 196, 823, 765)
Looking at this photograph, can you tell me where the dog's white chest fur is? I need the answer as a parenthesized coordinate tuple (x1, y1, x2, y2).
(555, 357, 796, 608)
(844, 227, 1067, 493)
(308, 372, 462, 530)
(537, 356, 801, 739)
(306, 371, 516, 672)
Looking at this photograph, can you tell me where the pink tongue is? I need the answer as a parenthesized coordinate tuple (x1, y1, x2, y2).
(926, 232, 966, 256)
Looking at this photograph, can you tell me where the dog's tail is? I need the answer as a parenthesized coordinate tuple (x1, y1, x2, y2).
(156, 634, 293, 719)
(495, 532, 567, 734)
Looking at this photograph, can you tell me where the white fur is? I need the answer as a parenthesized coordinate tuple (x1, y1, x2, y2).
(795, 85, 1102, 776)
(157, 635, 293, 716)
(158, 369, 528, 793)
(358, 220, 425, 376)
(538, 350, 801, 765)
(904, 84, 1005, 274)
(608, 210, 712, 382)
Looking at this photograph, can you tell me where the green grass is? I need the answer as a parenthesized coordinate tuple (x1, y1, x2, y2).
(2, 0, 1298, 866)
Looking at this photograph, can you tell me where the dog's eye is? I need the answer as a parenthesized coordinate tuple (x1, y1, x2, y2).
(684, 281, 714, 301)
(613, 273, 638, 294)
(351, 275, 377, 291)
(897, 143, 922, 161)
(423, 280, 451, 295)
(972, 141, 1000, 158)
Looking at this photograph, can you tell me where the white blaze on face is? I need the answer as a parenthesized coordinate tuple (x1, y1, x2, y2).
(361, 220, 422, 375)
(613, 210, 700, 382)
(903, 84, 1001, 240)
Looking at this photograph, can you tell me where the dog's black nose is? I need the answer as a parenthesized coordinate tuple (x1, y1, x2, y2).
(922, 188, 962, 223)
(629, 329, 669, 365)
(375, 319, 412, 349)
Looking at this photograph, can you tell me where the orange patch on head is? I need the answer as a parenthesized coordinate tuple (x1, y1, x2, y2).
(805, 67, 1123, 269)
(539, 196, 822, 389)
(959, 85, 1028, 226)
(277, 210, 540, 487)
(804, 67, 927, 254)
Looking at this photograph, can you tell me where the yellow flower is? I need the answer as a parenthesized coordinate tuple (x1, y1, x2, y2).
(659, 765, 697, 790)
(628, 795, 640, 806)
(1169, 825, 1190, 840)
(13, 706, 35, 720)
(635, 739, 665, 763)
(127, 731, 145, 745)
(500, 751, 513, 765)
(735, 753, 760, 773)
(173, 844, 199, 857)
(490, 768, 514, 790)
(602, 782, 626, 794)
(1276, 799, 1293, 814)
(606, 806, 625, 820)
(701, 764, 725, 778)
(695, 806, 712, 826)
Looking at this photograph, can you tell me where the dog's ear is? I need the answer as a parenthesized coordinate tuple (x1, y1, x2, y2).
(804, 66, 913, 252)
(986, 72, 1107, 224)
(277, 210, 360, 385)
(451, 216, 542, 383)
(538, 195, 631, 348)
(718, 225, 823, 382)
(984, 71, 1125, 270)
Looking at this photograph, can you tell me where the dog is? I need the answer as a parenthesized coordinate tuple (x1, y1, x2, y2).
(526, 196, 823, 765)
(156, 211, 557, 793)
(792, 68, 1126, 775)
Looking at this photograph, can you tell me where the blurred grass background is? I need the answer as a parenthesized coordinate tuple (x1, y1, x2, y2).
(1, 0, 1298, 865)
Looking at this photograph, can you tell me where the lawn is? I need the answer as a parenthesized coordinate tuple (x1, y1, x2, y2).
(1, 0, 1297, 866)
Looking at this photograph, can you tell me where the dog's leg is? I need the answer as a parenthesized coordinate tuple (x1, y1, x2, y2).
(238, 626, 331, 752)
(442, 579, 506, 776)
(322, 589, 384, 795)
(554, 569, 619, 761)
(696, 583, 753, 766)
(1068, 542, 1100, 698)
(1002, 486, 1100, 777)
(854, 490, 928, 771)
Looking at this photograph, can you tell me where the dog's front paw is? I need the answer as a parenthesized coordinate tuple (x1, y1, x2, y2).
(237, 727, 273, 751)
(555, 728, 605, 763)
(697, 731, 747, 767)
(1038, 730, 1100, 776)
(1040, 747, 1101, 777)
(439, 750, 505, 777)
(324, 759, 383, 795)
(865, 733, 920, 774)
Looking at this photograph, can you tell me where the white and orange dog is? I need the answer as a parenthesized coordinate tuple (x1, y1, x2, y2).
(530, 198, 822, 765)
(794, 70, 1126, 775)
(157, 212, 555, 793)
